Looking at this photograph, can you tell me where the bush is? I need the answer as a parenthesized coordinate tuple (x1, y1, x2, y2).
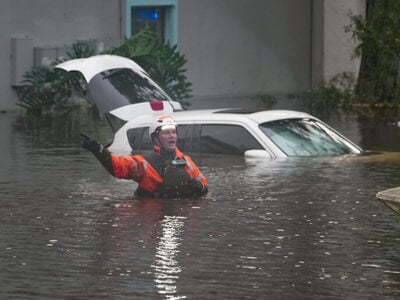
(15, 27, 193, 115)
(15, 44, 92, 115)
(106, 26, 192, 108)
(301, 72, 356, 115)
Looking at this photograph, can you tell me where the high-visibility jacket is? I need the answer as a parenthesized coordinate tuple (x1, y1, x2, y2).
(110, 146, 208, 197)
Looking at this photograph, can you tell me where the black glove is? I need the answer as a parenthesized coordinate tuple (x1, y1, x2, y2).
(81, 133, 102, 155)
(82, 139, 102, 154)
(80, 133, 114, 175)
(186, 178, 204, 193)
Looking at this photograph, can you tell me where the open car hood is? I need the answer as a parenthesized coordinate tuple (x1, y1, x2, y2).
(56, 55, 182, 121)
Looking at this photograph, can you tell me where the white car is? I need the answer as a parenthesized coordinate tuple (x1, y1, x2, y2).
(57, 55, 363, 158)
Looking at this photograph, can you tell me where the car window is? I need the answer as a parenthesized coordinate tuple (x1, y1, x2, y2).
(259, 118, 354, 156)
(100, 68, 170, 104)
(176, 124, 200, 153)
(200, 124, 263, 155)
(88, 68, 171, 114)
(126, 127, 151, 153)
(127, 124, 263, 155)
(126, 124, 196, 153)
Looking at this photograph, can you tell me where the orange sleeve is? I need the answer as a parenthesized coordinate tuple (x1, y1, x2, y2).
(184, 155, 208, 187)
(110, 154, 145, 181)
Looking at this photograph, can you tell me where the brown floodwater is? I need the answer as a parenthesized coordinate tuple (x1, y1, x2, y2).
(2, 109, 400, 299)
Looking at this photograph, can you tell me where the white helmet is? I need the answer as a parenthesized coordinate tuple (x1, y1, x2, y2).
(149, 115, 177, 140)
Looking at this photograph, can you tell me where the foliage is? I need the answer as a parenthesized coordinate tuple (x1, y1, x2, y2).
(301, 72, 356, 116)
(251, 94, 277, 109)
(16, 27, 193, 115)
(106, 26, 192, 108)
(347, 1, 400, 61)
(67, 43, 95, 59)
(302, 1, 400, 121)
(302, 71, 400, 120)
(345, 0, 400, 105)
(15, 43, 92, 115)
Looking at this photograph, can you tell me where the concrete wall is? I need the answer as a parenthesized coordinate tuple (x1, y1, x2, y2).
(312, 0, 365, 88)
(179, 0, 313, 108)
(0, 0, 365, 111)
(179, 0, 366, 109)
(0, 0, 124, 111)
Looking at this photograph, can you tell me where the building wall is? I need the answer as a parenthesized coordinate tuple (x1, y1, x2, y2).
(0, 0, 124, 111)
(178, 0, 313, 108)
(0, 0, 365, 111)
(312, 0, 365, 88)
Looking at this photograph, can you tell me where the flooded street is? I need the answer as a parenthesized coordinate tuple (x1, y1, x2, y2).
(2, 110, 400, 299)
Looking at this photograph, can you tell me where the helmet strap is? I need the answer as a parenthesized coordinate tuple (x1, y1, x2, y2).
(153, 135, 175, 159)
(153, 135, 167, 152)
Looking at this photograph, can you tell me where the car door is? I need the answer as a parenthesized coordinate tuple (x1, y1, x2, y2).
(199, 123, 265, 155)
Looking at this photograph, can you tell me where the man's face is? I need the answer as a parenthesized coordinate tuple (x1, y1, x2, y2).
(157, 126, 177, 152)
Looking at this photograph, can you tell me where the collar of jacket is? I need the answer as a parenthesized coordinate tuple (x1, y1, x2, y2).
(153, 145, 184, 159)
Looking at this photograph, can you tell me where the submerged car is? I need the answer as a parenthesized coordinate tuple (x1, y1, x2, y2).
(56, 55, 363, 158)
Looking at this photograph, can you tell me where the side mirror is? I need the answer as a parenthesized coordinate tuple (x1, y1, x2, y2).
(244, 149, 272, 159)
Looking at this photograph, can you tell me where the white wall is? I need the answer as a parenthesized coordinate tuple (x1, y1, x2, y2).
(312, 0, 365, 87)
(179, 0, 313, 108)
(0, 0, 123, 111)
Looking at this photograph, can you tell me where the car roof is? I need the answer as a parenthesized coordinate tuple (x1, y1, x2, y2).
(170, 108, 315, 124)
(123, 108, 318, 128)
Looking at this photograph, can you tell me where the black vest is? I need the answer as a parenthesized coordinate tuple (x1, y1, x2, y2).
(135, 152, 192, 198)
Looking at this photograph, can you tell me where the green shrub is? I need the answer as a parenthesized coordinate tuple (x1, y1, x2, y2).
(15, 27, 193, 115)
(106, 26, 192, 108)
(301, 72, 356, 116)
(15, 43, 92, 115)
(251, 94, 278, 109)
(302, 71, 400, 120)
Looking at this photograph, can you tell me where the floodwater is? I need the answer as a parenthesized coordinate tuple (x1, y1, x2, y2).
(2, 109, 400, 299)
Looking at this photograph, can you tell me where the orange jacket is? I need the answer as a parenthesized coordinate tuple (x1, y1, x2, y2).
(110, 147, 208, 196)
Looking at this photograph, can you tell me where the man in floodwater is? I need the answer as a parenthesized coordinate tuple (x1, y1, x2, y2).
(82, 115, 208, 198)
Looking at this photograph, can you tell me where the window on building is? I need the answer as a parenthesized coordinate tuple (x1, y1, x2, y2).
(126, 0, 177, 45)
(131, 7, 166, 41)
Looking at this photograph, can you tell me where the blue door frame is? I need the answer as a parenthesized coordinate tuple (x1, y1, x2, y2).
(125, 0, 178, 46)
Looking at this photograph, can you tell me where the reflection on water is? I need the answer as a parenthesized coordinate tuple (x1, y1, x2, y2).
(153, 215, 186, 299)
(2, 110, 400, 299)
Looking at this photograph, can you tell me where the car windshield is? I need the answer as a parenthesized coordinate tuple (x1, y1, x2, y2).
(259, 118, 358, 156)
